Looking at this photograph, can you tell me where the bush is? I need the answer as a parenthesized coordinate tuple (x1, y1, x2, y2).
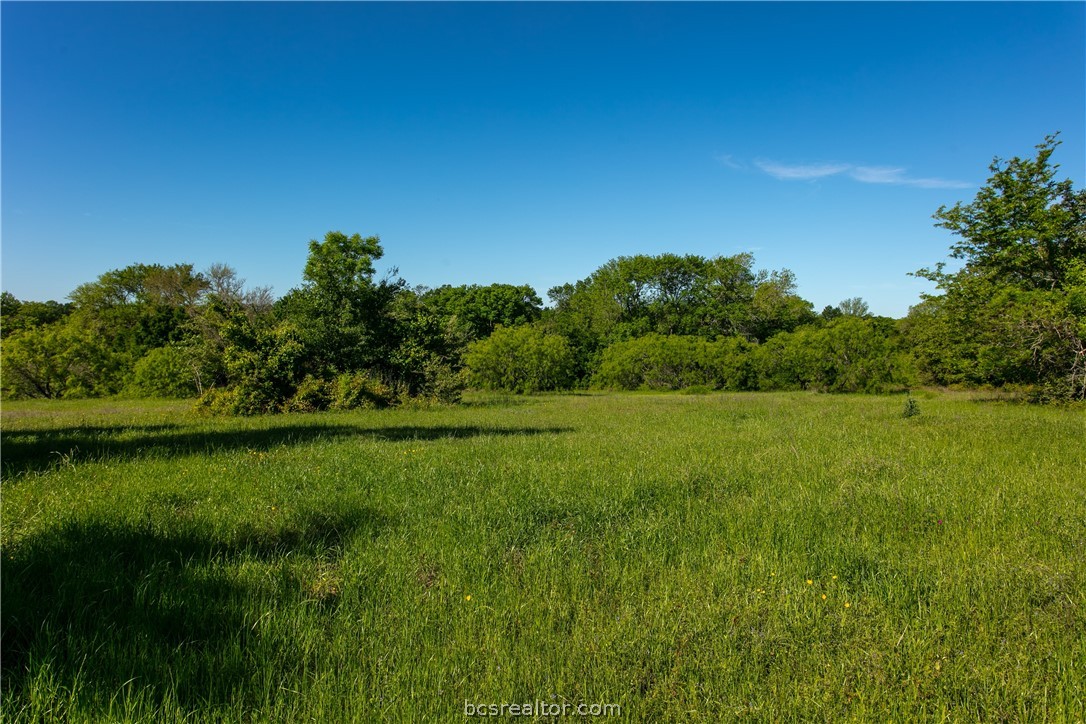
(465, 324, 576, 393)
(195, 387, 244, 415)
(283, 375, 333, 413)
(592, 334, 754, 391)
(129, 346, 199, 398)
(751, 318, 915, 393)
(331, 371, 405, 409)
(417, 358, 467, 404)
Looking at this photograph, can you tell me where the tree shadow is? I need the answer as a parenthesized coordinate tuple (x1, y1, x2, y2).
(1, 506, 390, 715)
(1, 423, 573, 478)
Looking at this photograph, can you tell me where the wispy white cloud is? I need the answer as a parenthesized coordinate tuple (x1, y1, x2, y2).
(848, 166, 907, 184)
(745, 157, 970, 189)
(754, 159, 850, 180)
(849, 165, 970, 189)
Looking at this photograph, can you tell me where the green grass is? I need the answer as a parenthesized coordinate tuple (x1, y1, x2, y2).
(2, 391, 1084, 721)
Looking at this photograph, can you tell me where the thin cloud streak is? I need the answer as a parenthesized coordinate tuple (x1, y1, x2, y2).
(754, 159, 851, 180)
(747, 158, 970, 189)
(849, 165, 970, 188)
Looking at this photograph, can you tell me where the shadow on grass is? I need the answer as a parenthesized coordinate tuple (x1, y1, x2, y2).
(1, 423, 573, 478)
(1, 507, 389, 716)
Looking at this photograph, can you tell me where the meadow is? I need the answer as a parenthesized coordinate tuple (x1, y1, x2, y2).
(1, 391, 1084, 721)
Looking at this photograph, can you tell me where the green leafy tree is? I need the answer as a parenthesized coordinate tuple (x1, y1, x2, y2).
(836, 297, 870, 318)
(910, 135, 1086, 398)
(1, 319, 126, 398)
(64, 263, 209, 388)
(747, 269, 817, 342)
(924, 134, 1085, 292)
(275, 231, 403, 377)
(545, 252, 815, 383)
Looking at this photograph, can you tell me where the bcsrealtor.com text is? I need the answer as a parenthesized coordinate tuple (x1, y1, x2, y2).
(464, 700, 621, 717)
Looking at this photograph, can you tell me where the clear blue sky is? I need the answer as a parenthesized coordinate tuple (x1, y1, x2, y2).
(3, 2, 1083, 318)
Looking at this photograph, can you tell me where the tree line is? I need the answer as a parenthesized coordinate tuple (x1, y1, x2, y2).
(3, 135, 1083, 408)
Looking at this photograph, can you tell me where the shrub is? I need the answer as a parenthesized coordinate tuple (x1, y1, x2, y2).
(417, 358, 467, 404)
(751, 318, 915, 393)
(129, 346, 199, 398)
(592, 334, 754, 391)
(284, 375, 333, 413)
(331, 370, 405, 409)
(465, 324, 576, 393)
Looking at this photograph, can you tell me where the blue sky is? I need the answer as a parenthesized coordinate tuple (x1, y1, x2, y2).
(3, 2, 1083, 318)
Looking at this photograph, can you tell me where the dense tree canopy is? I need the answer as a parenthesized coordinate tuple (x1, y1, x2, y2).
(543, 252, 816, 380)
(420, 284, 543, 340)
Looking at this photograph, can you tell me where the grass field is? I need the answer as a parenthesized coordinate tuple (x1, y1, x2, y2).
(2, 391, 1084, 721)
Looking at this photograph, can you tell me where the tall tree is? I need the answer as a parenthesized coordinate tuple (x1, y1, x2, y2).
(276, 231, 403, 376)
(910, 135, 1086, 399)
(926, 134, 1085, 292)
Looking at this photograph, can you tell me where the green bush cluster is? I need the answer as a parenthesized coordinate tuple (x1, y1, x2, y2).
(465, 324, 576, 394)
(128, 346, 199, 399)
(586, 319, 914, 394)
(592, 334, 754, 391)
(752, 317, 915, 393)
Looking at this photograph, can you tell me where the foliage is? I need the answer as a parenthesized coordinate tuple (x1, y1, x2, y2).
(751, 317, 914, 393)
(330, 370, 406, 410)
(1, 292, 74, 339)
(1, 319, 127, 399)
(910, 135, 1086, 399)
(128, 346, 200, 399)
(197, 313, 305, 415)
(275, 231, 403, 377)
(190, 234, 470, 414)
(6, 138, 1083, 407)
(592, 333, 755, 391)
(420, 283, 543, 340)
(386, 290, 472, 402)
(836, 297, 871, 318)
(465, 324, 576, 393)
(543, 252, 815, 385)
(282, 375, 333, 413)
(924, 134, 1085, 292)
